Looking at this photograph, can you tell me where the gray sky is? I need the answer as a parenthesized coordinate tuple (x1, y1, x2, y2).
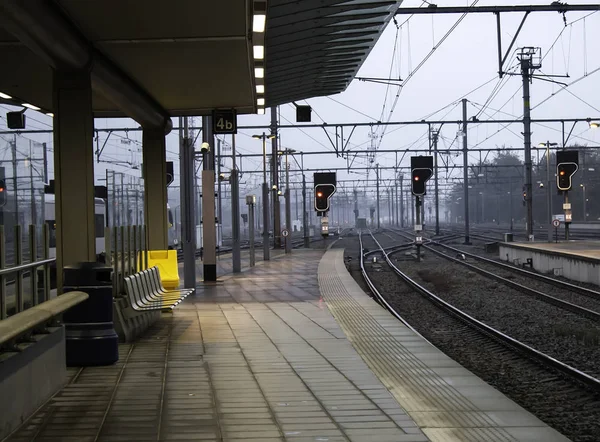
(1, 0, 599, 208)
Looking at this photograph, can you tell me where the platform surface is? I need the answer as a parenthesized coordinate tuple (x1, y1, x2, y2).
(4, 247, 570, 442)
(503, 240, 600, 261)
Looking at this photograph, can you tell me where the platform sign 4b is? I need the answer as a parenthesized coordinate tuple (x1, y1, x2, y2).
(212, 109, 237, 134)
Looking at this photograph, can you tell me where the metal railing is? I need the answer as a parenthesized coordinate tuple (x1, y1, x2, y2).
(105, 224, 148, 298)
(0, 224, 54, 320)
(0, 291, 89, 352)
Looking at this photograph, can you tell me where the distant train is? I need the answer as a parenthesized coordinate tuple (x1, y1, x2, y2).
(1, 192, 178, 260)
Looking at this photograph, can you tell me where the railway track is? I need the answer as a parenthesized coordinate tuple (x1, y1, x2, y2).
(356, 230, 600, 441)
(363, 230, 600, 391)
(390, 229, 600, 322)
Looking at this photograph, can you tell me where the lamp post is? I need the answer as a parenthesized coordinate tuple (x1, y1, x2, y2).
(580, 184, 587, 221)
(252, 133, 275, 260)
(538, 141, 557, 241)
(279, 148, 296, 253)
(507, 191, 513, 231)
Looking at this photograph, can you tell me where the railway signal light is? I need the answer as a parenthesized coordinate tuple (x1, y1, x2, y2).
(0, 179, 6, 207)
(556, 150, 579, 191)
(314, 184, 335, 212)
(556, 163, 578, 191)
(410, 156, 434, 196)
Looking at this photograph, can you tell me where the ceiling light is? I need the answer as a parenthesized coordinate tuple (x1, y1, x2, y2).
(22, 103, 41, 111)
(257, 107, 265, 115)
(253, 45, 264, 60)
(0, 92, 12, 99)
(257, 98, 265, 106)
(46, 113, 54, 117)
(590, 122, 599, 129)
(256, 85, 264, 94)
(255, 67, 264, 78)
(253, 14, 266, 33)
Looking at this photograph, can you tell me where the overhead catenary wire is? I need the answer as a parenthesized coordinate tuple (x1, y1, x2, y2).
(375, 0, 481, 151)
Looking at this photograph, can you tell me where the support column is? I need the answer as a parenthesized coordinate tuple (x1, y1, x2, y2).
(462, 98, 471, 244)
(271, 107, 281, 248)
(142, 128, 169, 250)
(202, 116, 217, 281)
(376, 164, 380, 229)
(521, 57, 534, 240)
(231, 135, 241, 273)
(303, 174, 309, 247)
(179, 117, 196, 289)
(53, 69, 96, 293)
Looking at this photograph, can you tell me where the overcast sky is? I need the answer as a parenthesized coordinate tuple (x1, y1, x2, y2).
(1, 0, 599, 207)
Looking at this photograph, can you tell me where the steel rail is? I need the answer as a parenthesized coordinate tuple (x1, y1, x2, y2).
(433, 241, 600, 300)
(390, 229, 600, 321)
(367, 231, 600, 393)
(358, 231, 431, 342)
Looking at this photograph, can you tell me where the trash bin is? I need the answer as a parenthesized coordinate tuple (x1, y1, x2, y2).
(504, 233, 513, 242)
(62, 262, 119, 366)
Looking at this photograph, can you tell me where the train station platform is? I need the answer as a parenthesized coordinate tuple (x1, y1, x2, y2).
(499, 240, 600, 286)
(4, 247, 569, 442)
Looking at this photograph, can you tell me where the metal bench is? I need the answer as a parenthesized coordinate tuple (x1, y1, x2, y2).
(124, 267, 193, 312)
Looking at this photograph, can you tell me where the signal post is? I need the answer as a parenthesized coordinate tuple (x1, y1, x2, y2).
(313, 172, 336, 238)
(411, 156, 433, 262)
(556, 150, 579, 240)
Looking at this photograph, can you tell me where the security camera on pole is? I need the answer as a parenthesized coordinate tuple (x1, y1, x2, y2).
(556, 150, 579, 240)
(411, 156, 434, 262)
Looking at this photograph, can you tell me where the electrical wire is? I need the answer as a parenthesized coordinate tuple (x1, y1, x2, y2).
(375, 0, 480, 150)
(326, 96, 379, 121)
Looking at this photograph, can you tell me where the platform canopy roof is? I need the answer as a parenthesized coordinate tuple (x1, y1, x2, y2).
(265, 0, 402, 107)
(0, 0, 401, 130)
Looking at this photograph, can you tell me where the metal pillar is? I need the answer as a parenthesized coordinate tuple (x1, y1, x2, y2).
(376, 164, 380, 229)
(217, 138, 223, 252)
(415, 196, 422, 262)
(521, 57, 534, 240)
(247, 197, 255, 267)
(295, 187, 299, 224)
(285, 150, 292, 254)
(399, 174, 404, 228)
(271, 107, 281, 248)
(142, 128, 169, 249)
(390, 189, 394, 226)
(582, 185, 587, 221)
(395, 170, 399, 227)
(565, 193, 570, 240)
(302, 173, 309, 247)
(53, 69, 96, 293)
(180, 117, 196, 288)
(201, 116, 217, 281)
(462, 99, 471, 244)
(544, 141, 553, 241)
(260, 134, 270, 260)
(231, 134, 241, 272)
(432, 130, 440, 235)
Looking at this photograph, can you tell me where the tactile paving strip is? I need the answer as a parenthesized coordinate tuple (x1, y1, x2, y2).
(318, 249, 520, 442)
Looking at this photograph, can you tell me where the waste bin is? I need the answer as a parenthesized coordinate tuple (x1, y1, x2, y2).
(504, 233, 513, 242)
(62, 262, 119, 366)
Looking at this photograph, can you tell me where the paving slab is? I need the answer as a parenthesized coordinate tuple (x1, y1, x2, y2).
(318, 248, 571, 442)
(5, 247, 571, 442)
